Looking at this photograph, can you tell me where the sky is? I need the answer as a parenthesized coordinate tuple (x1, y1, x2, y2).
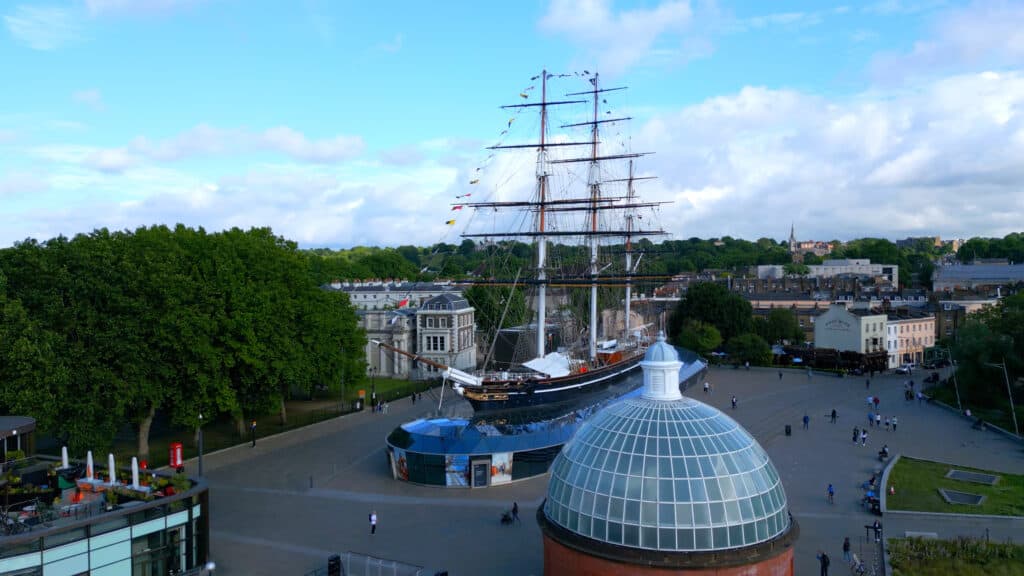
(1, 0, 1023, 249)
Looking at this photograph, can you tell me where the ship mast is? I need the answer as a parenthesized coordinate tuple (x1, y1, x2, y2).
(624, 159, 634, 342)
(536, 70, 549, 361)
(587, 75, 601, 360)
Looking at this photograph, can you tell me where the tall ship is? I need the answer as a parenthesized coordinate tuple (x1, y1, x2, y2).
(375, 70, 669, 412)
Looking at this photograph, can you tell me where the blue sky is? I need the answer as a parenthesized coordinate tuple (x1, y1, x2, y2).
(2, 0, 1023, 248)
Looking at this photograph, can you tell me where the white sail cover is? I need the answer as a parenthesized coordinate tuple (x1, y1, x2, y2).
(523, 352, 571, 378)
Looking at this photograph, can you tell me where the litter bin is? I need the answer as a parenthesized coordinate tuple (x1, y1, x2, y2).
(785, 424, 792, 436)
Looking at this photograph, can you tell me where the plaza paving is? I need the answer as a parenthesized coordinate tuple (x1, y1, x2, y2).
(199, 368, 1024, 575)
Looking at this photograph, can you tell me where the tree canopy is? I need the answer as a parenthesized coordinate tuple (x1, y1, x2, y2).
(668, 282, 753, 344)
(0, 226, 365, 457)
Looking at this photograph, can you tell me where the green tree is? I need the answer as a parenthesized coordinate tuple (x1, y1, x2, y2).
(726, 334, 772, 366)
(783, 262, 810, 276)
(668, 282, 752, 343)
(677, 320, 722, 355)
(756, 308, 804, 345)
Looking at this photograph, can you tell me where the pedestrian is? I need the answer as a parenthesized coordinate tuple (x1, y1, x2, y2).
(884, 417, 890, 431)
(816, 550, 831, 576)
(875, 413, 881, 428)
(745, 361, 750, 371)
(891, 416, 898, 432)
(866, 378, 870, 389)
(917, 391, 923, 405)
(861, 430, 868, 446)
(703, 381, 709, 394)
(853, 426, 860, 443)
(807, 367, 812, 380)
(731, 395, 738, 410)
(872, 520, 882, 542)
(512, 501, 520, 524)
(868, 411, 874, 427)
(778, 371, 783, 380)
(827, 483, 835, 504)
(873, 396, 880, 410)
(803, 413, 810, 429)
(830, 408, 837, 424)
(250, 419, 257, 447)
(369, 510, 377, 534)
(842, 537, 851, 563)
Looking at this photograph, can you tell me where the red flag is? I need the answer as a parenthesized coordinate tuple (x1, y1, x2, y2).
(398, 298, 409, 308)
(452, 205, 463, 211)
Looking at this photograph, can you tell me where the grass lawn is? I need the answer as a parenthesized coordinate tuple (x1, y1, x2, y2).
(926, 381, 1023, 434)
(886, 457, 1024, 516)
(889, 537, 1024, 576)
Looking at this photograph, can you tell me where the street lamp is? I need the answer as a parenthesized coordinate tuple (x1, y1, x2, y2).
(936, 346, 962, 412)
(197, 414, 205, 478)
(984, 359, 1019, 437)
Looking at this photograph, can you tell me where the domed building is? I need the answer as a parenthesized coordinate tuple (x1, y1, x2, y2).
(538, 334, 798, 575)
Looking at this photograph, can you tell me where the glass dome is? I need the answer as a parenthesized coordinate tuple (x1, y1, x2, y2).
(544, 396, 790, 552)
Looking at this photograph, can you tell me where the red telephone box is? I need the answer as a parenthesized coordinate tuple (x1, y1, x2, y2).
(169, 442, 183, 469)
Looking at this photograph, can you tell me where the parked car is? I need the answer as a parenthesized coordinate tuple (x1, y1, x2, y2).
(895, 363, 916, 375)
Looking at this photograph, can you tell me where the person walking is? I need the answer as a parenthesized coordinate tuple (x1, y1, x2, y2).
(875, 413, 881, 428)
(816, 550, 831, 576)
(803, 413, 810, 429)
(842, 537, 851, 563)
(917, 391, 924, 405)
(778, 371, 783, 381)
(892, 415, 898, 432)
(744, 361, 750, 371)
(853, 426, 860, 444)
(868, 411, 874, 427)
(873, 396, 881, 410)
(827, 483, 835, 504)
(830, 408, 837, 424)
(512, 501, 520, 524)
(250, 420, 257, 447)
(369, 510, 377, 535)
(884, 416, 891, 431)
(861, 429, 868, 446)
(731, 395, 738, 410)
(703, 381, 710, 394)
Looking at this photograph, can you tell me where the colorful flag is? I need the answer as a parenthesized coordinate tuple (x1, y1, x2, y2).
(508, 118, 515, 127)
(445, 219, 456, 225)
(452, 205, 463, 211)
(397, 298, 409, 309)
(469, 179, 479, 184)
(389, 315, 399, 325)
(519, 93, 529, 99)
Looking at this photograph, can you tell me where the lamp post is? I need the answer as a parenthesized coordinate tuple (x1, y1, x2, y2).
(197, 414, 205, 478)
(938, 346, 962, 412)
(984, 359, 1019, 437)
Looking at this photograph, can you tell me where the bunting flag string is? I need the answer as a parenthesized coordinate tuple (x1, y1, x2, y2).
(451, 205, 463, 211)
(469, 179, 479, 185)
(445, 219, 456, 225)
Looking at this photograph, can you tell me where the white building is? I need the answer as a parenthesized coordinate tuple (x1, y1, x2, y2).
(813, 303, 888, 354)
(360, 309, 417, 378)
(414, 293, 477, 376)
(326, 280, 462, 311)
(757, 259, 898, 283)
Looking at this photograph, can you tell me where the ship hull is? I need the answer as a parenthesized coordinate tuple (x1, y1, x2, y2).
(462, 355, 643, 412)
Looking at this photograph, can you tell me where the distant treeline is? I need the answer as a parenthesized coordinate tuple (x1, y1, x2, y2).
(305, 233, 1024, 289)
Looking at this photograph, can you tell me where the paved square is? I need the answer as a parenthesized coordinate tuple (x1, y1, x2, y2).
(198, 367, 1024, 575)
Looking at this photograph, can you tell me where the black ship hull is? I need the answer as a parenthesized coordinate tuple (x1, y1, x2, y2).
(461, 355, 644, 412)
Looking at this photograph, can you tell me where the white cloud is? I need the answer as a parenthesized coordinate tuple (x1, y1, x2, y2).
(72, 89, 104, 111)
(872, 1, 1024, 81)
(634, 71, 1024, 242)
(539, 0, 693, 73)
(76, 124, 365, 171)
(84, 0, 205, 16)
(0, 171, 47, 196)
(83, 148, 136, 173)
(376, 33, 403, 53)
(3, 5, 81, 50)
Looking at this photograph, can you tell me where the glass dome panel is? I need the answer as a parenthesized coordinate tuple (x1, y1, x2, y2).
(544, 395, 791, 552)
